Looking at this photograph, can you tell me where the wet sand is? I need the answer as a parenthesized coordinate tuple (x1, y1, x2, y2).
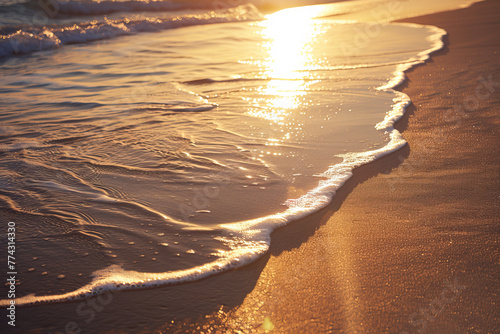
(176, 1, 499, 333)
(4, 1, 498, 333)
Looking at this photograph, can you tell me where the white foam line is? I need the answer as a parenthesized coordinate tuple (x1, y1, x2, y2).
(0, 23, 447, 308)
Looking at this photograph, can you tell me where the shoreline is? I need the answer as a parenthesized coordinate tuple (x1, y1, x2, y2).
(2, 1, 498, 333)
(185, 1, 499, 333)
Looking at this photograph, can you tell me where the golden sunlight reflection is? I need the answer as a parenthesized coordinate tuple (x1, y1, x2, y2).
(263, 6, 327, 80)
(247, 6, 326, 143)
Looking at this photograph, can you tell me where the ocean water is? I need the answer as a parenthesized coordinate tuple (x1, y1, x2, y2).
(0, 0, 481, 307)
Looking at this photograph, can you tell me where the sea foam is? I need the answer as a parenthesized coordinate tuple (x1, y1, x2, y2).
(0, 4, 264, 58)
(0, 21, 446, 307)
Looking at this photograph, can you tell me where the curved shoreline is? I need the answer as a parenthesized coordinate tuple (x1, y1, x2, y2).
(1, 1, 497, 333)
(202, 1, 498, 333)
(0, 21, 447, 308)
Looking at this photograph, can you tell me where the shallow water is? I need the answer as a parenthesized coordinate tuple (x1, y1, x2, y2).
(0, 0, 481, 307)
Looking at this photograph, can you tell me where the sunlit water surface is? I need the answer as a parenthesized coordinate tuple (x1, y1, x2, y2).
(0, 0, 480, 306)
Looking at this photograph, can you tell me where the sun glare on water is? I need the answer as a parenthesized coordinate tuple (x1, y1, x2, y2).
(247, 5, 328, 138)
(263, 6, 327, 80)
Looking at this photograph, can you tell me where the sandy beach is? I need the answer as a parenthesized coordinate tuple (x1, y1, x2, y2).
(1, 1, 497, 333)
(166, 1, 498, 333)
